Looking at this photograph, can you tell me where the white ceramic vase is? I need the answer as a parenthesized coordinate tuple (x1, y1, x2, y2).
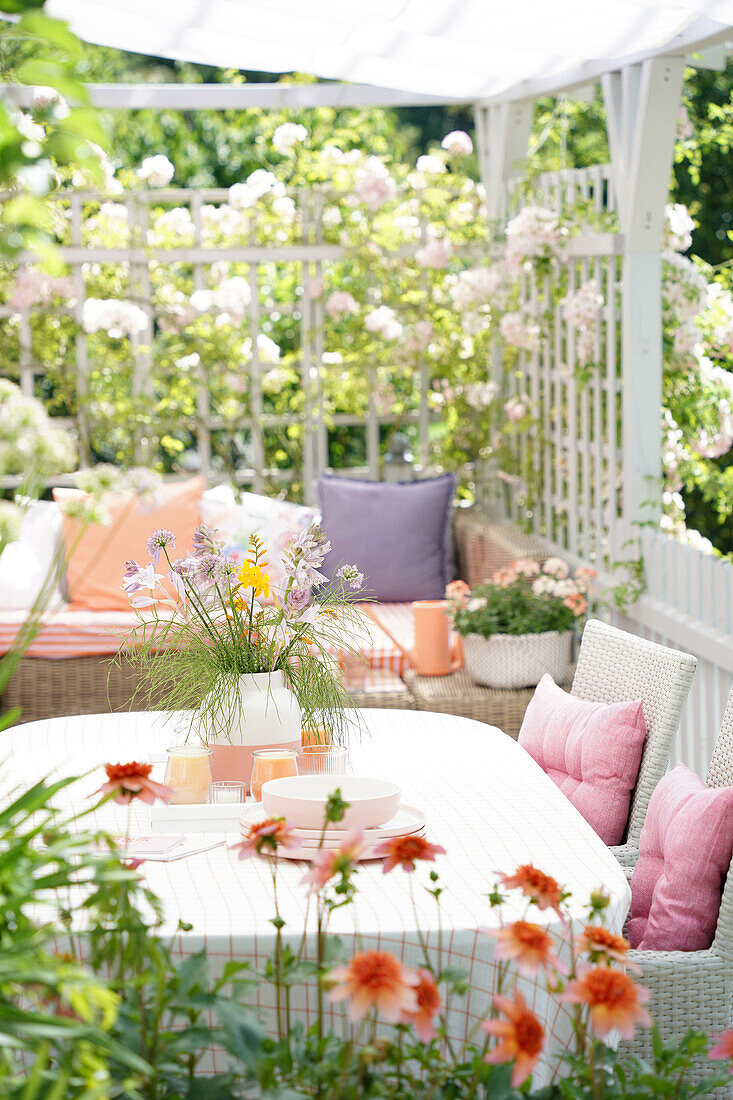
(204, 670, 302, 790)
(461, 630, 572, 690)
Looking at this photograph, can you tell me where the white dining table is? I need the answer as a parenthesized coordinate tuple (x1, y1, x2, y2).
(2, 707, 630, 1084)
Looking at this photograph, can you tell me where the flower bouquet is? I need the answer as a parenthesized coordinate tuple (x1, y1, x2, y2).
(120, 521, 366, 773)
(446, 557, 595, 689)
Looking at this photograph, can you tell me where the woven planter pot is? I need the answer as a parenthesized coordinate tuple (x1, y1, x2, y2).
(461, 630, 573, 690)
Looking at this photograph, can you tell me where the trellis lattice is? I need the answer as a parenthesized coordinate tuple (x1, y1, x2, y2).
(0, 183, 489, 502)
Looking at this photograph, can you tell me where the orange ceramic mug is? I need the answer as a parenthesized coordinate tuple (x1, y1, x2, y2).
(411, 600, 463, 676)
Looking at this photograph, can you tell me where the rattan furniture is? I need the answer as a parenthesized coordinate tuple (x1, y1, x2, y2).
(622, 684, 733, 1083)
(404, 666, 574, 739)
(570, 619, 697, 865)
(1, 508, 549, 726)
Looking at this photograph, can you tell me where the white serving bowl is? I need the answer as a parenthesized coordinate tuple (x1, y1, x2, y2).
(261, 774, 401, 831)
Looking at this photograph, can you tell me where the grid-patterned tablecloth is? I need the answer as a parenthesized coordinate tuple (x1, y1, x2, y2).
(2, 708, 630, 1084)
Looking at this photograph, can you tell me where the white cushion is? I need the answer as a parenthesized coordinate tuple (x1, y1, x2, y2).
(200, 487, 318, 597)
(0, 500, 64, 611)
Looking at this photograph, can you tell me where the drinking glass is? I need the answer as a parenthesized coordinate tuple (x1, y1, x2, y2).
(250, 749, 298, 802)
(209, 781, 245, 804)
(164, 746, 213, 804)
(295, 745, 348, 776)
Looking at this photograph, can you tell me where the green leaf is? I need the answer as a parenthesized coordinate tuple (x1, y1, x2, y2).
(15, 10, 84, 59)
(15, 59, 89, 106)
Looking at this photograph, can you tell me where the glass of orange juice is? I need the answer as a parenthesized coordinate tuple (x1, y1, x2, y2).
(250, 749, 298, 802)
(164, 745, 213, 804)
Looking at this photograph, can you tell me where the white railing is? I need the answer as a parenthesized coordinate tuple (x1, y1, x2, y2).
(613, 529, 733, 775)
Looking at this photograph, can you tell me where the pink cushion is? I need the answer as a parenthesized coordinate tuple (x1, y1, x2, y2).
(628, 763, 733, 951)
(518, 674, 646, 845)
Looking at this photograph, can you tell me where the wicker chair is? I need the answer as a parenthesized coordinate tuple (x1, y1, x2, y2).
(622, 684, 733, 1080)
(571, 619, 697, 864)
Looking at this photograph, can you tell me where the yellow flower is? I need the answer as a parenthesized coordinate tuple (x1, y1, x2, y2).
(237, 560, 270, 600)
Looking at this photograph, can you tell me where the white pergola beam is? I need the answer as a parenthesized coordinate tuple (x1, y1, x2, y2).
(3, 82, 471, 111)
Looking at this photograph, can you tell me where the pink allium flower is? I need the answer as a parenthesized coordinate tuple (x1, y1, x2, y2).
(96, 762, 172, 805)
(300, 829, 365, 894)
(326, 290, 359, 319)
(401, 968, 442, 1041)
(327, 950, 419, 1023)
(442, 130, 473, 156)
(146, 528, 176, 566)
(235, 817, 298, 860)
(373, 834, 446, 874)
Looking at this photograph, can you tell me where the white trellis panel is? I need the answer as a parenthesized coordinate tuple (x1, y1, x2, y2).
(0, 185, 489, 503)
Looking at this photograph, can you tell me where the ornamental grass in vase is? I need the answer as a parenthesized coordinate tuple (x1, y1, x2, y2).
(447, 557, 595, 689)
(120, 521, 366, 785)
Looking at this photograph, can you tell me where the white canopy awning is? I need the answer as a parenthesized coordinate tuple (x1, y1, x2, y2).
(43, 0, 733, 102)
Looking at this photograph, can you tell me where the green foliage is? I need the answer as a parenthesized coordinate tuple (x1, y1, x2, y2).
(0, 3, 109, 260)
(3, 773, 732, 1099)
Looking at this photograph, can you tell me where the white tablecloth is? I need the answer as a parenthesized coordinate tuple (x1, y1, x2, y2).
(2, 708, 630, 1083)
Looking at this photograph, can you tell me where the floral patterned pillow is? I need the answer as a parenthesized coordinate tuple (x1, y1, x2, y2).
(200, 486, 319, 599)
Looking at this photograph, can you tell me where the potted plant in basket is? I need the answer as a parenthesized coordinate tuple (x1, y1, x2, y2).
(120, 521, 366, 782)
(446, 557, 594, 689)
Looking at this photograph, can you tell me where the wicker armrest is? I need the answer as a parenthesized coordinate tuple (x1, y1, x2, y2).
(454, 509, 550, 588)
(609, 842, 639, 875)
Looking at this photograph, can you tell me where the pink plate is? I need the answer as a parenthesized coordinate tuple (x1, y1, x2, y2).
(239, 803, 425, 842)
(273, 830, 426, 862)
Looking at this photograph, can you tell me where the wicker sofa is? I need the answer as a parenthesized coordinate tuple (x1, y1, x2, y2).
(1, 507, 551, 726)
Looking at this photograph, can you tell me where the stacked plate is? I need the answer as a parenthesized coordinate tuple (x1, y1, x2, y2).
(239, 803, 426, 861)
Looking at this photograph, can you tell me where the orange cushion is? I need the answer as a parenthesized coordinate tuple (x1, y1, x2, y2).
(54, 477, 205, 611)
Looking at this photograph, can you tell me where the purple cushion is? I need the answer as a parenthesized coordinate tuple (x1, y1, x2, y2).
(628, 763, 733, 951)
(518, 674, 647, 845)
(317, 474, 455, 602)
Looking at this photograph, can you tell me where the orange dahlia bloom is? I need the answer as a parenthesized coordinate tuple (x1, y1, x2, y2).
(235, 817, 297, 860)
(482, 990, 545, 1087)
(97, 762, 172, 805)
(578, 925, 640, 971)
(709, 1029, 733, 1070)
(373, 834, 446, 874)
(497, 865, 565, 915)
(327, 950, 419, 1023)
(483, 920, 567, 977)
(300, 829, 365, 894)
(401, 968, 442, 1042)
(561, 964, 651, 1040)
